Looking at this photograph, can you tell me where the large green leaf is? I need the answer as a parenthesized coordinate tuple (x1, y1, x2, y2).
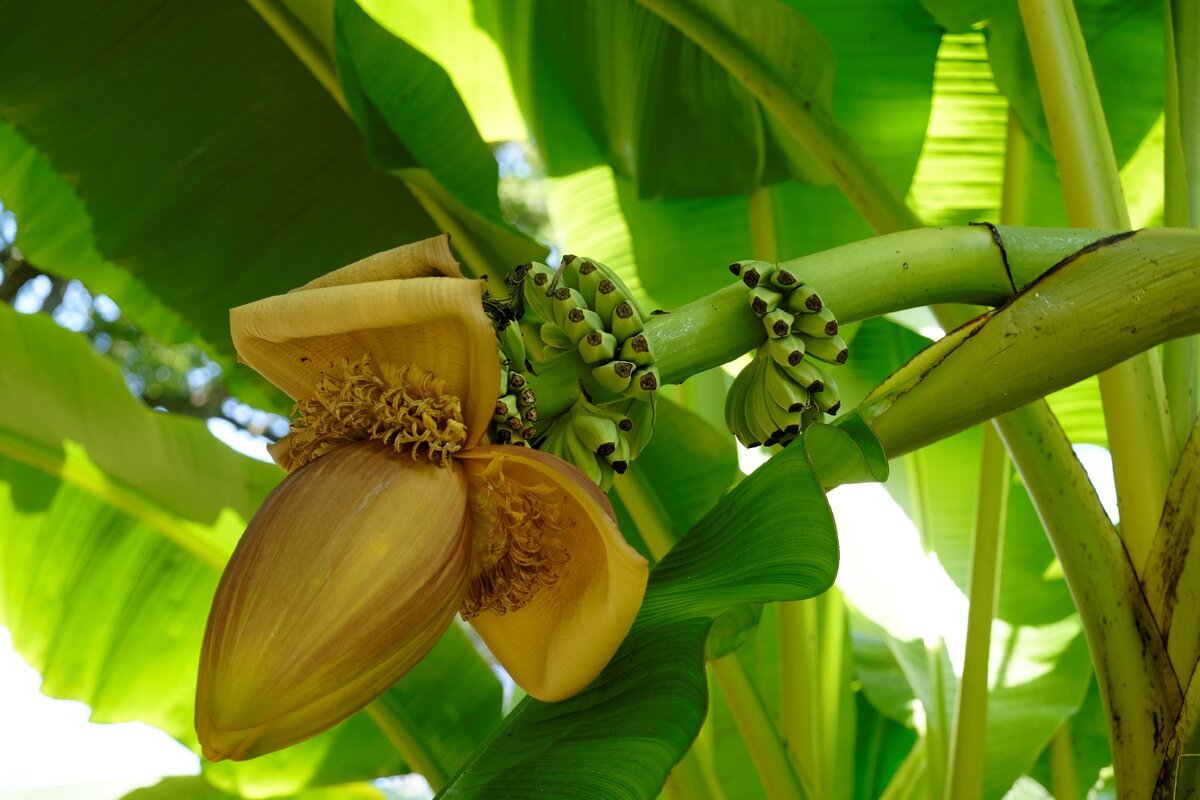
(906, 32, 1010, 227)
(0, 307, 502, 796)
(477, 0, 832, 197)
(0, 0, 440, 368)
(613, 0, 941, 306)
(275, 0, 526, 142)
(439, 420, 886, 798)
(987, 0, 1164, 183)
(329, 0, 548, 282)
(333, 0, 507, 223)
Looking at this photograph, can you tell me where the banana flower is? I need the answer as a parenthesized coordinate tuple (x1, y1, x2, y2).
(195, 236, 649, 762)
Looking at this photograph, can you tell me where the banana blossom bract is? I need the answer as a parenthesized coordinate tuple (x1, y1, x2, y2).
(195, 236, 649, 762)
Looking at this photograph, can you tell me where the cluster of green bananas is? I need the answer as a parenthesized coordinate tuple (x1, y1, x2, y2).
(485, 316, 538, 445)
(522, 256, 659, 402)
(492, 366, 537, 446)
(537, 397, 654, 491)
(725, 260, 846, 448)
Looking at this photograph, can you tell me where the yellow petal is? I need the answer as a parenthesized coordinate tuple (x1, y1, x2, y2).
(196, 441, 471, 761)
(231, 239, 497, 448)
(295, 234, 464, 290)
(458, 446, 649, 702)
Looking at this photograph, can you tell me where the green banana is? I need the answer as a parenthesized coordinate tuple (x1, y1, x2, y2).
(733, 360, 764, 447)
(494, 426, 514, 445)
(585, 398, 635, 433)
(594, 279, 626, 322)
(578, 329, 618, 364)
(740, 261, 776, 289)
(551, 286, 588, 329)
(498, 365, 509, 398)
(785, 286, 823, 313)
(508, 371, 527, 391)
(767, 397, 803, 440)
(767, 335, 806, 367)
(618, 333, 655, 367)
(734, 260, 772, 287)
(592, 360, 636, 393)
(794, 306, 839, 337)
(573, 413, 620, 456)
(604, 435, 631, 474)
(517, 388, 537, 407)
(759, 371, 794, 436)
(763, 308, 795, 339)
(624, 396, 655, 458)
(562, 306, 605, 343)
(558, 254, 582, 291)
(783, 358, 829, 392)
(732, 357, 767, 446)
(812, 380, 842, 414)
(749, 286, 783, 316)
(763, 361, 811, 412)
(494, 394, 517, 421)
(801, 334, 849, 365)
(499, 320, 526, 367)
(768, 267, 801, 291)
(565, 424, 605, 485)
(611, 301, 645, 340)
(581, 256, 641, 309)
(749, 366, 784, 446)
(576, 258, 604, 306)
(625, 365, 660, 401)
(522, 262, 559, 323)
(725, 362, 752, 446)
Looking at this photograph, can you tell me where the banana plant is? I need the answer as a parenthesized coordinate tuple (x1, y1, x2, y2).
(0, 1, 1198, 799)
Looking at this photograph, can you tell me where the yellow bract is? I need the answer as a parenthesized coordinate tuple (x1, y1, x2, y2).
(196, 236, 648, 762)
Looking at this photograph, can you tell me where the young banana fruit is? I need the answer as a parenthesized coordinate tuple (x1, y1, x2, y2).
(723, 258, 849, 446)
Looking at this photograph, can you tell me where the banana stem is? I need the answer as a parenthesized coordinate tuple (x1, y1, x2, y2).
(614, 466, 680, 560)
(363, 702, 448, 790)
(780, 602, 820, 794)
(662, 743, 718, 800)
(712, 655, 810, 800)
(245, 0, 509, 285)
(1171, 0, 1200, 226)
(646, 225, 1102, 387)
(634, 0, 919, 236)
(923, 638, 948, 800)
(993, 402, 1181, 799)
(1016, 0, 1128, 225)
(1017, 0, 1172, 576)
(1049, 722, 1078, 800)
(245, 0, 349, 114)
(1163, 0, 1200, 453)
(748, 187, 780, 264)
(878, 736, 928, 800)
(944, 427, 1009, 800)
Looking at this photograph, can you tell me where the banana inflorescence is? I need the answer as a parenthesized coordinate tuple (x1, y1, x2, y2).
(485, 255, 659, 486)
(725, 259, 846, 448)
